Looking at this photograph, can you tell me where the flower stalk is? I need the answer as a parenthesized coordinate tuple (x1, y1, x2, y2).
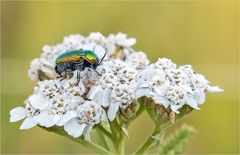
(39, 126, 111, 155)
(95, 129, 111, 151)
(133, 124, 169, 154)
(109, 118, 126, 154)
(97, 124, 112, 141)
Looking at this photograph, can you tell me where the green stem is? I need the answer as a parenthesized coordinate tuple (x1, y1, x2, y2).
(109, 119, 119, 141)
(109, 119, 121, 154)
(117, 131, 125, 154)
(72, 137, 110, 155)
(135, 102, 145, 119)
(116, 121, 126, 154)
(97, 124, 112, 140)
(133, 125, 167, 155)
(39, 126, 111, 155)
(125, 98, 146, 127)
(109, 118, 126, 154)
(95, 128, 110, 151)
(147, 130, 166, 152)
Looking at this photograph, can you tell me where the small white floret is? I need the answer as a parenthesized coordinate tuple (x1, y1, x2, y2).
(64, 119, 86, 138)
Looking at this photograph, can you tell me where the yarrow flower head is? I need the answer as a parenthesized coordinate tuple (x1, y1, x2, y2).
(10, 32, 223, 141)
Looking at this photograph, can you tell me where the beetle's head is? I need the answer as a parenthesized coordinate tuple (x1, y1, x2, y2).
(92, 59, 100, 69)
(55, 63, 65, 75)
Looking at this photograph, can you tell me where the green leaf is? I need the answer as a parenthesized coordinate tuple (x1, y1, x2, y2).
(158, 124, 197, 155)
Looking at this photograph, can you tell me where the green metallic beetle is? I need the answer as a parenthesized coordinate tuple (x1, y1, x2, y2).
(55, 48, 106, 82)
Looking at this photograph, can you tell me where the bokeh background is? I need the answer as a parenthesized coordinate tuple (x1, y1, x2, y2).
(1, 1, 239, 154)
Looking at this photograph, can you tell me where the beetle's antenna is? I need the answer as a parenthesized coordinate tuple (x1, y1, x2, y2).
(89, 66, 102, 76)
(93, 69, 102, 76)
(98, 50, 107, 65)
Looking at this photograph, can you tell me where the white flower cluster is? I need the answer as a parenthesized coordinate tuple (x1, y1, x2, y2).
(10, 78, 106, 139)
(136, 58, 223, 113)
(28, 32, 136, 80)
(10, 32, 223, 139)
(88, 60, 138, 121)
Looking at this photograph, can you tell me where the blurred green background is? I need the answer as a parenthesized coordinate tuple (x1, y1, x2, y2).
(1, 1, 239, 154)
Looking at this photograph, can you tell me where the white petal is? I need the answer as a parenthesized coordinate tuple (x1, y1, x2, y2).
(92, 88, 111, 107)
(70, 96, 84, 105)
(20, 117, 38, 129)
(30, 58, 40, 69)
(180, 85, 193, 94)
(107, 102, 120, 121)
(154, 86, 163, 95)
(87, 85, 101, 99)
(40, 64, 57, 79)
(53, 115, 61, 123)
(93, 45, 106, 61)
(41, 65, 54, 74)
(41, 58, 55, 68)
(29, 93, 48, 110)
(135, 88, 153, 99)
(56, 111, 77, 126)
(170, 105, 183, 114)
(84, 126, 93, 141)
(38, 112, 58, 127)
(64, 120, 86, 138)
(186, 96, 200, 110)
(10, 107, 26, 122)
(139, 81, 150, 88)
(118, 38, 136, 46)
(152, 74, 166, 82)
(207, 86, 224, 93)
(193, 89, 205, 104)
(140, 68, 163, 82)
(80, 44, 94, 51)
(153, 96, 170, 108)
(153, 85, 169, 96)
(101, 110, 108, 122)
(116, 33, 127, 40)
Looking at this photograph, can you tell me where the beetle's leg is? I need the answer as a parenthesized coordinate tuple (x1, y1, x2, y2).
(58, 63, 67, 82)
(77, 70, 79, 80)
(77, 70, 80, 82)
(59, 72, 66, 82)
(77, 71, 81, 84)
(73, 63, 82, 84)
(59, 77, 65, 82)
(64, 72, 67, 79)
(63, 62, 68, 79)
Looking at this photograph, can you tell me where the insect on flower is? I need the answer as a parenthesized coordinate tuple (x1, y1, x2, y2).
(55, 48, 107, 82)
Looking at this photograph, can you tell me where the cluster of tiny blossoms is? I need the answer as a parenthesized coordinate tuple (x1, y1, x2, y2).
(10, 32, 223, 140)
